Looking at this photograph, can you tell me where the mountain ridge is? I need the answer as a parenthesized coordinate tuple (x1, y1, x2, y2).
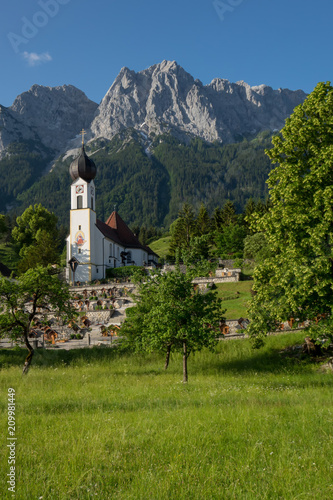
(90, 60, 306, 144)
(0, 60, 308, 225)
(0, 60, 307, 159)
(0, 84, 98, 158)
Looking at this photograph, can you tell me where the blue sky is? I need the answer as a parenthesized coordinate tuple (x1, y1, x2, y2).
(1, 0, 332, 107)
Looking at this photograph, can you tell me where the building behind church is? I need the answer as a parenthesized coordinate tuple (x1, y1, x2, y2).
(66, 144, 158, 283)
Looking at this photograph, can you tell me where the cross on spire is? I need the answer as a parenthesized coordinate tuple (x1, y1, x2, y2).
(80, 129, 86, 145)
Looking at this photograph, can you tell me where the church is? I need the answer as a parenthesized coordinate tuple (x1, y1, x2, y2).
(66, 139, 158, 283)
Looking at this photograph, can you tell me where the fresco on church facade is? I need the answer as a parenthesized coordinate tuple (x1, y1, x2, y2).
(74, 231, 86, 247)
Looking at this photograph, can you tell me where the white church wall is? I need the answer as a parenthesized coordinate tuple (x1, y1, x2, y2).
(128, 248, 148, 267)
(90, 225, 105, 280)
(115, 244, 122, 267)
(69, 208, 97, 283)
(103, 238, 116, 270)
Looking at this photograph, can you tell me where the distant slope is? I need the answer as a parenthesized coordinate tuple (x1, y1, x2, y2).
(0, 140, 54, 212)
(149, 236, 172, 260)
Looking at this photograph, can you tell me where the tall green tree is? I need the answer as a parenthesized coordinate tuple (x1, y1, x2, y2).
(215, 225, 246, 257)
(243, 233, 270, 263)
(169, 203, 197, 256)
(12, 203, 58, 247)
(221, 201, 237, 226)
(196, 203, 211, 236)
(0, 265, 76, 373)
(0, 214, 8, 239)
(248, 82, 333, 346)
(212, 207, 223, 231)
(18, 230, 62, 273)
(12, 204, 61, 272)
(122, 269, 225, 382)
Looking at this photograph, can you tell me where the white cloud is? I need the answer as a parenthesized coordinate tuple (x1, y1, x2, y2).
(22, 51, 52, 67)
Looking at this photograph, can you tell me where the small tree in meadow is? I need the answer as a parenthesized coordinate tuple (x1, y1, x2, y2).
(0, 265, 76, 374)
(122, 269, 225, 382)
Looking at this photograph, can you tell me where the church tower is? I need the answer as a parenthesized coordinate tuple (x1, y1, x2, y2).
(66, 132, 159, 284)
(67, 136, 97, 283)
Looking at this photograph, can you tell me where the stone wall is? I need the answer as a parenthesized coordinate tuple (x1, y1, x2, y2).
(215, 269, 241, 279)
(193, 276, 239, 287)
(218, 259, 253, 268)
(85, 310, 113, 324)
(69, 283, 136, 294)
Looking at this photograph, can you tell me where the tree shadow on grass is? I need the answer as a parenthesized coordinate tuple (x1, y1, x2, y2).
(192, 347, 330, 377)
(2, 344, 332, 385)
(0, 345, 134, 370)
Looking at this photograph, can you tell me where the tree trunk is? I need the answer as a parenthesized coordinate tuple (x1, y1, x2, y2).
(183, 341, 188, 383)
(165, 344, 171, 370)
(22, 333, 34, 375)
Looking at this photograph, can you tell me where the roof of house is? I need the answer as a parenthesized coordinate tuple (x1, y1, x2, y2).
(105, 211, 143, 247)
(96, 211, 158, 257)
(95, 219, 124, 246)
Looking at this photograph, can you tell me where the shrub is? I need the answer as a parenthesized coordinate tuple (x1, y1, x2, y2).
(106, 266, 146, 281)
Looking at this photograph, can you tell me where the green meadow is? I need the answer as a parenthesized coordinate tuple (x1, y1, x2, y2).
(1, 333, 333, 499)
(216, 281, 253, 319)
(148, 236, 171, 260)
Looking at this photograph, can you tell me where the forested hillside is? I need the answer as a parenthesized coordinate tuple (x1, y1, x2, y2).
(0, 140, 54, 213)
(5, 130, 274, 229)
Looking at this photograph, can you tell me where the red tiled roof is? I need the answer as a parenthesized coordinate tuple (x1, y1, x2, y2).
(96, 211, 157, 255)
(105, 211, 142, 247)
(95, 219, 123, 246)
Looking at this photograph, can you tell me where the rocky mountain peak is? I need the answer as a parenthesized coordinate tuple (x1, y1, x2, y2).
(8, 84, 98, 152)
(0, 62, 308, 161)
(90, 61, 307, 144)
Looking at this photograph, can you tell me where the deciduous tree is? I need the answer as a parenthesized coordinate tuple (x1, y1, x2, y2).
(12, 204, 61, 272)
(122, 269, 225, 382)
(248, 82, 333, 346)
(0, 265, 76, 373)
(215, 224, 246, 258)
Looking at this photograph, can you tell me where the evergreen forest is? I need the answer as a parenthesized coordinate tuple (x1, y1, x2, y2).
(0, 129, 274, 230)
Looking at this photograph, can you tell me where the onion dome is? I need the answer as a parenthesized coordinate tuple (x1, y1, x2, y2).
(69, 145, 97, 182)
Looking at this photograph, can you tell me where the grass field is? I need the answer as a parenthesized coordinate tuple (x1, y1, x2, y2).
(148, 236, 171, 260)
(216, 280, 253, 319)
(1, 333, 333, 499)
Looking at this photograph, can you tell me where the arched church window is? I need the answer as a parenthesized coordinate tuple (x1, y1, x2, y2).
(77, 195, 83, 209)
(91, 197, 94, 210)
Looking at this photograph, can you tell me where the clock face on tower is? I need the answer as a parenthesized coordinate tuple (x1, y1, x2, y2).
(90, 186, 94, 196)
(76, 185, 84, 194)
